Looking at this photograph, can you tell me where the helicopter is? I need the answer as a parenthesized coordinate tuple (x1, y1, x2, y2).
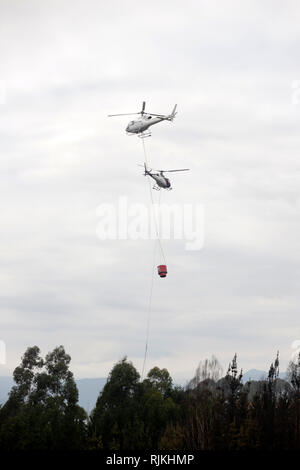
(108, 101, 177, 136)
(141, 163, 189, 190)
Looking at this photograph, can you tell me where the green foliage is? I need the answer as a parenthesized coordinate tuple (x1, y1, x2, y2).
(89, 361, 177, 450)
(0, 345, 87, 450)
(145, 367, 172, 397)
(3, 348, 300, 450)
(159, 423, 185, 450)
(89, 357, 141, 450)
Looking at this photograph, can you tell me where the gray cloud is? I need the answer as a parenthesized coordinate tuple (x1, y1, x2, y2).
(0, 0, 300, 383)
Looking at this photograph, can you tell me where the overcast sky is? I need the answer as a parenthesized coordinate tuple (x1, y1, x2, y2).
(0, 0, 300, 383)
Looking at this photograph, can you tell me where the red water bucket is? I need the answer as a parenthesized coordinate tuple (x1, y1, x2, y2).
(157, 265, 167, 278)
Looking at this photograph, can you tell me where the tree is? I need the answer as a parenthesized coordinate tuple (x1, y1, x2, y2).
(159, 423, 185, 450)
(268, 351, 279, 392)
(0, 345, 87, 450)
(188, 355, 223, 389)
(90, 357, 141, 450)
(144, 367, 172, 397)
(140, 368, 177, 449)
(288, 352, 300, 395)
(287, 352, 300, 447)
(89, 360, 177, 450)
(225, 354, 243, 406)
(253, 352, 281, 450)
(221, 354, 246, 448)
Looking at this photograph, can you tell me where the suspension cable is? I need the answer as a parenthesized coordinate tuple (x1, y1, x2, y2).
(141, 137, 166, 264)
(141, 237, 157, 380)
(141, 137, 166, 379)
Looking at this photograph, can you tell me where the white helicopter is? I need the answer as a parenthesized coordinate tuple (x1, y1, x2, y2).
(108, 101, 177, 137)
(141, 163, 189, 190)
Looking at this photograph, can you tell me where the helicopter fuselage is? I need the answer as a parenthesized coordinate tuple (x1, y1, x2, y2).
(126, 114, 165, 134)
(148, 172, 171, 189)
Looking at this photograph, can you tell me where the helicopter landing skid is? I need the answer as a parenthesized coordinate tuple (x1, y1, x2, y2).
(138, 131, 151, 139)
(152, 186, 172, 191)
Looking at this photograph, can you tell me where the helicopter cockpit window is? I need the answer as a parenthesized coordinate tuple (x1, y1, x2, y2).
(147, 116, 152, 119)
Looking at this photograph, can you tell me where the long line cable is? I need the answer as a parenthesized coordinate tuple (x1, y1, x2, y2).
(141, 236, 157, 380)
(141, 137, 166, 263)
(141, 136, 166, 379)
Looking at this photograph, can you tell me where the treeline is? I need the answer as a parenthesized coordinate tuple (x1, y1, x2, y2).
(0, 346, 300, 450)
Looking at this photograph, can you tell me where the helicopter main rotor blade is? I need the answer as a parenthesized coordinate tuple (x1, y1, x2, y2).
(155, 169, 189, 173)
(141, 101, 146, 114)
(146, 113, 166, 117)
(108, 112, 141, 117)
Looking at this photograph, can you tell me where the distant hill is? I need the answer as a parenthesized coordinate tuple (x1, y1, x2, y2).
(242, 369, 287, 383)
(0, 370, 290, 412)
(0, 376, 107, 413)
(242, 369, 267, 382)
(76, 378, 107, 413)
(0, 377, 14, 404)
(244, 377, 292, 399)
